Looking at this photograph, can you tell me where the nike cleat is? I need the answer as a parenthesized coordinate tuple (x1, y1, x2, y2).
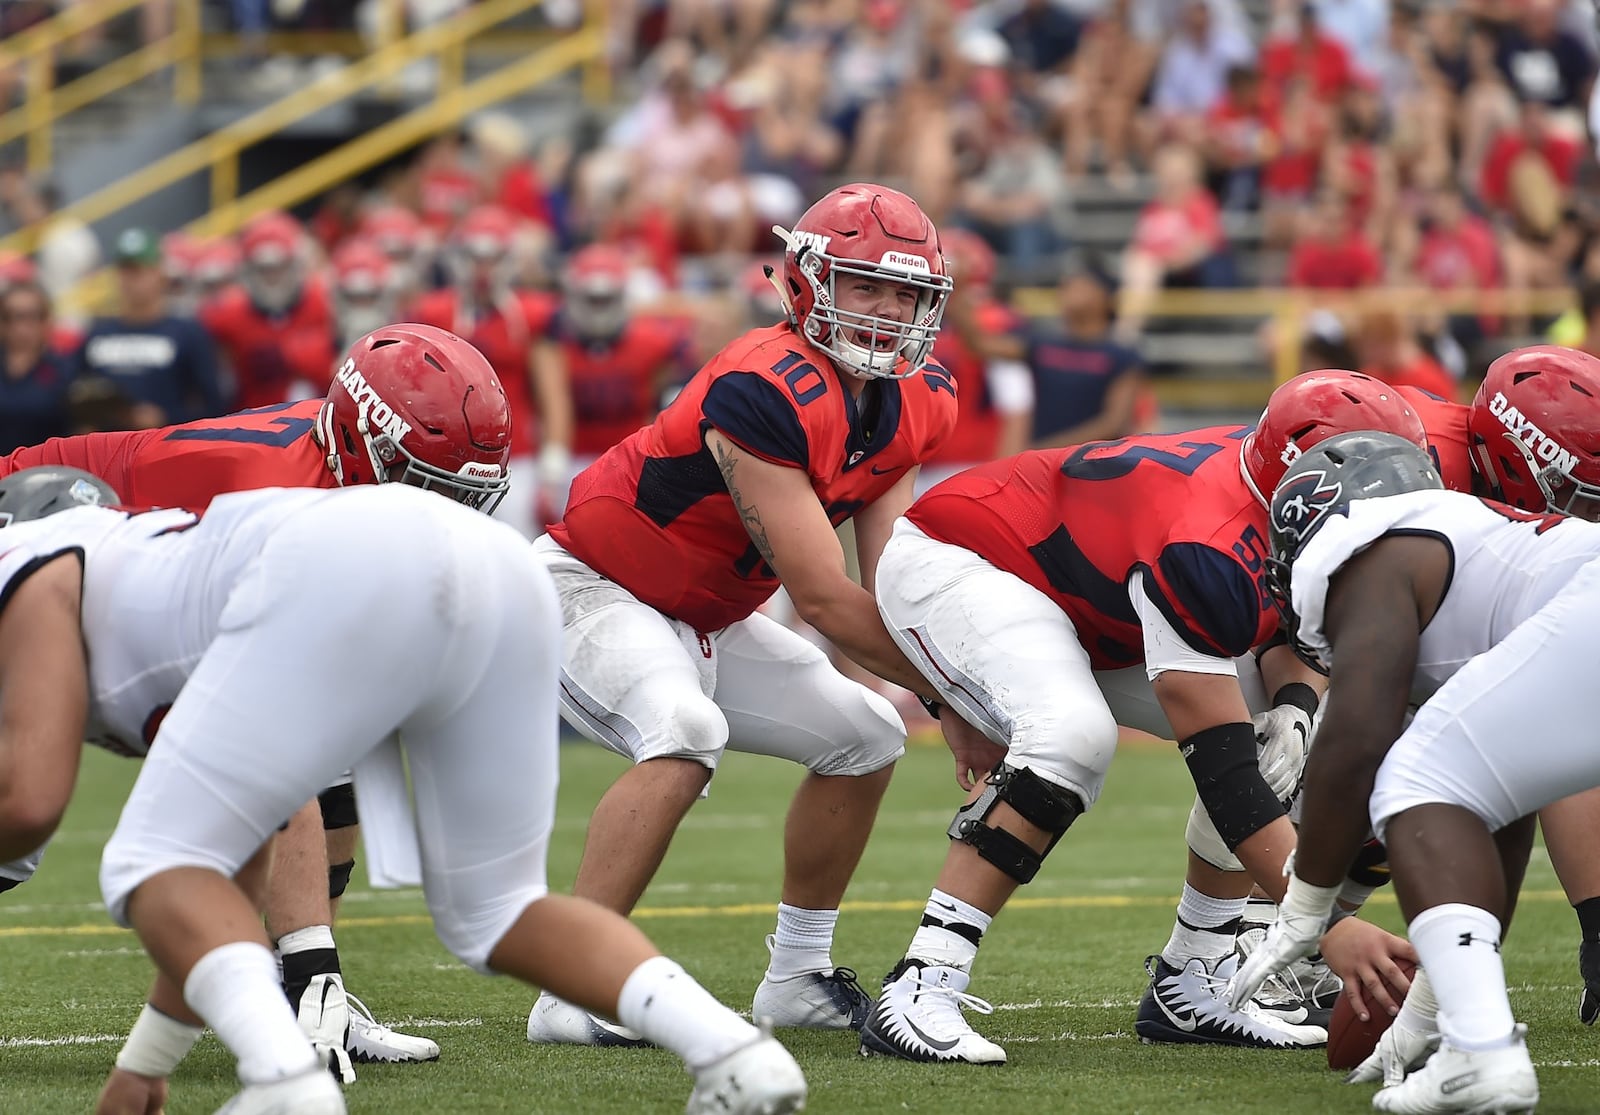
(213, 1068, 346, 1115)
(1237, 923, 1341, 1028)
(345, 992, 440, 1064)
(858, 959, 1006, 1064)
(752, 937, 872, 1030)
(526, 990, 650, 1047)
(1371, 1024, 1537, 1114)
(1135, 954, 1328, 1048)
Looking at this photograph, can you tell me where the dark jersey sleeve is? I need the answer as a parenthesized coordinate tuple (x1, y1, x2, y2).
(700, 372, 810, 468)
(1142, 542, 1265, 659)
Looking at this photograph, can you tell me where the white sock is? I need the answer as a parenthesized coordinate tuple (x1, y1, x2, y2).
(276, 925, 336, 955)
(617, 955, 759, 1070)
(1395, 966, 1439, 1034)
(1243, 896, 1278, 926)
(766, 903, 838, 980)
(1161, 885, 1246, 965)
(184, 942, 320, 1085)
(906, 888, 992, 972)
(1408, 904, 1516, 1051)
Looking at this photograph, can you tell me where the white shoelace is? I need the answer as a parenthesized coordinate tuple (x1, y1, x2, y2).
(909, 972, 996, 1021)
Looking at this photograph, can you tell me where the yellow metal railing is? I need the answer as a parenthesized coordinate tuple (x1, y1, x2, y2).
(0, 0, 593, 260)
(60, 25, 607, 316)
(0, 0, 202, 173)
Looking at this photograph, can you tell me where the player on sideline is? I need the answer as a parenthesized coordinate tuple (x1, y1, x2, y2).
(527, 182, 988, 1044)
(0, 322, 512, 1074)
(1400, 345, 1600, 1025)
(0, 471, 808, 1115)
(1224, 430, 1600, 1113)
(858, 372, 1425, 1064)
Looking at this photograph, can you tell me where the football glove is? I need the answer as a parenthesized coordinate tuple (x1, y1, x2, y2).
(295, 972, 356, 1085)
(1253, 703, 1312, 806)
(1228, 867, 1340, 1010)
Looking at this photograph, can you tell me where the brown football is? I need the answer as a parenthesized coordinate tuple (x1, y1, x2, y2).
(1326, 957, 1418, 1070)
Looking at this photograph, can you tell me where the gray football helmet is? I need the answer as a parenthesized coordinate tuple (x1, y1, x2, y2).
(0, 466, 120, 527)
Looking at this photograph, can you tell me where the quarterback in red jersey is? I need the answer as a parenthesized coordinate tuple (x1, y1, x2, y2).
(529, 183, 983, 1046)
(534, 244, 689, 517)
(919, 229, 1033, 492)
(0, 324, 511, 1075)
(1403, 346, 1600, 1030)
(860, 371, 1428, 1064)
(200, 211, 337, 410)
(409, 204, 572, 538)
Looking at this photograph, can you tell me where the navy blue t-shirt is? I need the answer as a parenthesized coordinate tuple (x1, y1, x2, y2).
(1495, 29, 1595, 110)
(1025, 327, 1143, 443)
(75, 315, 227, 423)
(0, 352, 75, 452)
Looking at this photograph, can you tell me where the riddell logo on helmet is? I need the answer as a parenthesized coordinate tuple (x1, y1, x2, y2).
(458, 462, 503, 479)
(880, 251, 930, 273)
(335, 358, 413, 445)
(1488, 391, 1578, 473)
(789, 230, 832, 255)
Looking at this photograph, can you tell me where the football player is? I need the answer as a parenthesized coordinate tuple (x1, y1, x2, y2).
(526, 182, 979, 1045)
(409, 204, 573, 539)
(1226, 430, 1600, 1113)
(533, 243, 691, 519)
(1401, 345, 1600, 1027)
(0, 470, 807, 1115)
(0, 323, 511, 1073)
(330, 238, 400, 354)
(200, 211, 336, 409)
(858, 371, 1425, 1064)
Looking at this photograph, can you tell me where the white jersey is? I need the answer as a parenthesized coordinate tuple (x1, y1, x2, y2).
(0, 487, 339, 757)
(1291, 489, 1600, 696)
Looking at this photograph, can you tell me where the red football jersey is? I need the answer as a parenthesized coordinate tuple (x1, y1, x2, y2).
(1400, 385, 1474, 493)
(408, 289, 554, 458)
(908, 426, 1275, 670)
(201, 280, 337, 411)
(0, 400, 329, 507)
(549, 324, 959, 632)
(929, 298, 1022, 464)
(553, 312, 686, 457)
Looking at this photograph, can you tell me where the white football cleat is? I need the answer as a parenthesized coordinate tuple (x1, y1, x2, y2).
(752, 937, 873, 1029)
(1135, 953, 1328, 1048)
(858, 959, 1007, 1064)
(1371, 1025, 1538, 1114)
(213, 1068, 346, 1115)
(346, 992, 440, 1064)
(686, 1024, 807, 1115)
(527, 990, 649, 1047)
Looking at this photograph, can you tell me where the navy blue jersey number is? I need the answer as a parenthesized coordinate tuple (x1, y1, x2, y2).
(164, 403, 316, 448)
(771, 353, 828, 406)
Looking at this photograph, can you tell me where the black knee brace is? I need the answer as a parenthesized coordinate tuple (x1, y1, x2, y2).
(328, 859, 356, 900)
(1181, 722, 1287, 851)
(947, 763, 1085, 884)
(317, 782, 358, 830)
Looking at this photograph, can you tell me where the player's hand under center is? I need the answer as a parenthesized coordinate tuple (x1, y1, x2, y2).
(94, 1067, 168, 1115)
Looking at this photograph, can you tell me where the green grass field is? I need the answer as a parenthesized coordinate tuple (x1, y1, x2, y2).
(3, 738, 1597, 1114)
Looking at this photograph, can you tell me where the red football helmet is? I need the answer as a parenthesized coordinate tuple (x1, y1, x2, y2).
(360, 204, 426, 264)
(940, 227, 997, 292)
(1468, 345, 1600, 519)
(239, 211, 306, 314)
(775, 182, 951, 379)
(318, 323, 513, 512)
(331, 238, 398, 348)
(192, 236, 241, 300)
(1241, 370, 1429, 504)
(449, 205, 520, 299)
(562, 243, 630, 340)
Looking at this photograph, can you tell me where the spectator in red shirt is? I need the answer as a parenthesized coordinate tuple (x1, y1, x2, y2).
(1479, 99, 1582, 220)
(468, 113, 554, 231)
(1262, 2, 1357, 107)
(1259, 76, 1332, 247)
(1201, 65, 1278, 210)
(1355, 307, 1459, 401)
(1414, 184, 1501, 294)
(1286, 190, 1383, 290)
(1115, 142, 1234, 341)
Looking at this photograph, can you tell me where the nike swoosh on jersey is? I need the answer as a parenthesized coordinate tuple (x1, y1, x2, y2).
(870, 464, 897, 475)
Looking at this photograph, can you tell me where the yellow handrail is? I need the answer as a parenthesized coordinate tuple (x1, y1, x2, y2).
(0, 0, 551, 259)
(0, 0, 201, 172)
(61, 27, 607, 315)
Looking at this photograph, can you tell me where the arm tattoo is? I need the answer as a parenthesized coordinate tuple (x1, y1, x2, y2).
(711, 439, 778, 568)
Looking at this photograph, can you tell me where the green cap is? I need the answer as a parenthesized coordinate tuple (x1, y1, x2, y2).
(113, 227, 161, 266)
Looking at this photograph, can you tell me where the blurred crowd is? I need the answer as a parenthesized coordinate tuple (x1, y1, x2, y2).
(7, 0, 1600, 525)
